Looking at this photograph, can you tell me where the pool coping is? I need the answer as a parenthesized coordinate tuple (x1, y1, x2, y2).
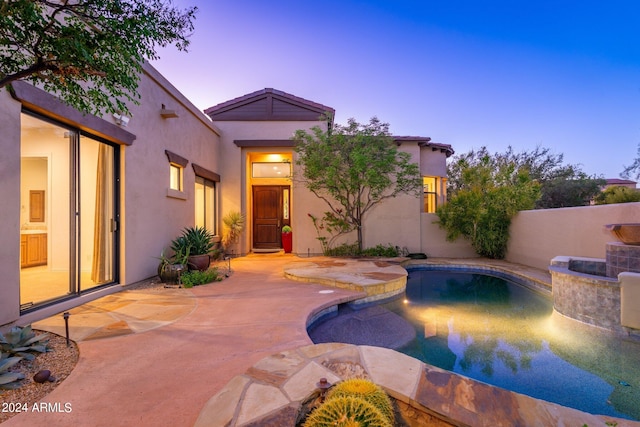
(195, 258, 639, 426)
(195, 343, 637, 427)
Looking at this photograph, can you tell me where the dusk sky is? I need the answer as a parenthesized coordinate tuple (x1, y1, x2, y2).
(152, 0, 640, 180)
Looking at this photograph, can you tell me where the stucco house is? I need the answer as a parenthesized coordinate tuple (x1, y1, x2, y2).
(0, 63, 454, 329)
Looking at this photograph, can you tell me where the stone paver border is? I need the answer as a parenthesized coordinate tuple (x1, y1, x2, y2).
(196, 343, 636, 427)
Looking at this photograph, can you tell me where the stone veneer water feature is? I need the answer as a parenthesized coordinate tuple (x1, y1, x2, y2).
(550, 256, 624, 333)
(550, 224, 640, 335)
(607, 242, 640, 277)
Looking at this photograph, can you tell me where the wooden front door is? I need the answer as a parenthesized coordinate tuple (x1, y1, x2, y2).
(253, 186, 289, 249)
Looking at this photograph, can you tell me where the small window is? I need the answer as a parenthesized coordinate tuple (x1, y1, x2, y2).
(423, 176, 447, 213)
(252, 162, 291, 178)
(170, 163, 182, 191)
(165, 150, 188, 195)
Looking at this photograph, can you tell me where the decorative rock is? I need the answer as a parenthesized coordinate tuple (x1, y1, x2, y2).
(33, 369, 55, 383)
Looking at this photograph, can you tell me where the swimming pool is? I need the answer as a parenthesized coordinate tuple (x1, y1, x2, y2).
(308, 267, 640, 420)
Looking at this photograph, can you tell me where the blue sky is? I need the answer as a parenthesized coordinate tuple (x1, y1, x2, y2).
(152, 0, 640, 179)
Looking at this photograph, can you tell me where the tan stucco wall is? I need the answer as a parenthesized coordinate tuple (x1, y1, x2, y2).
(118, 65, 221, 284)
(0, 89, 23, 325)
(420, 147, 448, 177)
(506, 202, 640, 270)
(363, 143, 423, 252)
(212, 120, 328, 256)
(420, 213, 477, 258)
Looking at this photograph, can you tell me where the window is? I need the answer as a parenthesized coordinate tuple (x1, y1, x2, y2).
(170, 163, 182, 191)
(252, 162, 291, 178)
(423, 176, 447, 213)
(20, 112, 119, 311)
(165, 150, 188, 194)
(193, 164, 220, 235)
(195, 177, 216, 234)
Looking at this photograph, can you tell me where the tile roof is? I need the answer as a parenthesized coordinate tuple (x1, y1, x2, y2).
(204, 88, 334, 116)
(393, 136, 454, 157)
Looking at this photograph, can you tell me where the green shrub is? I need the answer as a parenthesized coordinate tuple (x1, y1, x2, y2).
(0, 325, 49, 360)
(325, 243, 361, 257)
(180, 268, 221, 288)
(303, 395, 391, 427)
(360, 244, 399, 257)
(325, 243, 399, 257)
(327, 378, 394, 424)
(594, 186, 640, 205)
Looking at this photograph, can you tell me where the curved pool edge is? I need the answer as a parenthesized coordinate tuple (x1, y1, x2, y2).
(403, 257, 553, 296)
(303, 257, 553, 331)
(194, 343, 639, 427)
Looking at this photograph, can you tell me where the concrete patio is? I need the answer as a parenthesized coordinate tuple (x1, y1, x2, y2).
(3, 254, 638, 426)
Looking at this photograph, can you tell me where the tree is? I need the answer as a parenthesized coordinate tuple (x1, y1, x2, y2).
(0, 0, 197, 115)
(621, 142, 640, 180)
(436, 148, 540, 258)
(594, 185, 640, 205)
(536, 177, 605, 208)
(447, 146, 603, 209)
(293, 117, 422, 252)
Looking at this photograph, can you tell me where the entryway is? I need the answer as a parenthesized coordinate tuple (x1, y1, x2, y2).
(252, 185, 290, 251)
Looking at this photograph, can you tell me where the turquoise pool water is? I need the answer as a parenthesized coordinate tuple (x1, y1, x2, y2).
(308, 268, 640, 420)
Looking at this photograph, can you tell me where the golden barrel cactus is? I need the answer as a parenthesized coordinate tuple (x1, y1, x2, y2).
(326, 378, 394, 424)
(303, 395, 391, 427)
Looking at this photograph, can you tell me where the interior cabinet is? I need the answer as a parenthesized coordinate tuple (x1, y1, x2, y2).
(29, 190, 45, 222)
(20, 233, 47, 268)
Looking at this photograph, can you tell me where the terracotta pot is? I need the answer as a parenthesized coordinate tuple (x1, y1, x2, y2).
(188, 254, 211, 271)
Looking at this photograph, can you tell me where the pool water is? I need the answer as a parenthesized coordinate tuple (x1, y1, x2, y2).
(308, 269, 640, 420)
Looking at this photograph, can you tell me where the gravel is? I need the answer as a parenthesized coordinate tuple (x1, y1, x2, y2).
(0, 332, 79, 423)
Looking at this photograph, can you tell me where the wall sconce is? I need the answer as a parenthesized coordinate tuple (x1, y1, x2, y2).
(113, 113, 130, 127)
(160, 103, 179, 119)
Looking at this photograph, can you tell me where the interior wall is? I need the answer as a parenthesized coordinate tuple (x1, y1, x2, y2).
(21, 119, 70, 272)
(20, 158, 47, 226)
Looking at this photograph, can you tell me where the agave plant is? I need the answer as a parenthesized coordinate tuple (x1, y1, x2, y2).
(0, 351, 25, 390)
(0, 325, 50, 361)
(179, 226, 216, 255)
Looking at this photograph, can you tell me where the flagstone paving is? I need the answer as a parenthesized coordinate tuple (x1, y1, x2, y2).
(33, 287, 196, 341)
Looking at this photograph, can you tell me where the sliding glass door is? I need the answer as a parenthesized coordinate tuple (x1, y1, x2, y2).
(20, 112, 119, 311)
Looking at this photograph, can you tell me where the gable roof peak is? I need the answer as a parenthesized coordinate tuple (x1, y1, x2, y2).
(204, 88, 334, 121)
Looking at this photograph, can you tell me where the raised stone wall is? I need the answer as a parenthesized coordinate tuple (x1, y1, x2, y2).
(550, 257, 622, 333)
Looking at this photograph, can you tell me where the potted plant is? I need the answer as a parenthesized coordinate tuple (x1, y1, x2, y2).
(281, 225, 292, 253)
(175, 226, 216, 271)
(157, 247, 189, 285)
